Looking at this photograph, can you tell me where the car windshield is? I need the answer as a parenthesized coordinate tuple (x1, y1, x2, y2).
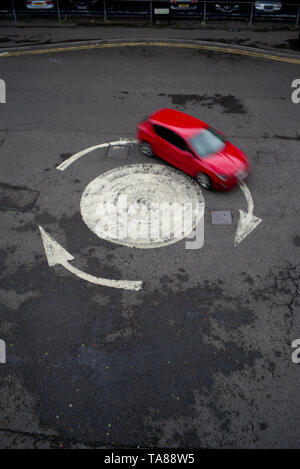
(189, 128, 225, 157)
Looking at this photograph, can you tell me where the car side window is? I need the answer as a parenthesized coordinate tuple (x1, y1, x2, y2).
(153, 124, 188, 151)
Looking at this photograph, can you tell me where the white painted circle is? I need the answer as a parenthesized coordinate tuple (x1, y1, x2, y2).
(80, 164, 205, 249)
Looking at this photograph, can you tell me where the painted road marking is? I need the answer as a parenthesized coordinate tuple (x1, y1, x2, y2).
(1, 42, 300, 65)
(40, 148, 261, 290)
(57, 139, 136, 172)
(56, 138, 262, 246)
(80, 164, 205, 249)
(39, 226, 143, 291)
(235, 181, 262, 246)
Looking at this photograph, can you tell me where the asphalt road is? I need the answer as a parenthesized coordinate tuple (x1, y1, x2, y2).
(0, 39, 300, 448)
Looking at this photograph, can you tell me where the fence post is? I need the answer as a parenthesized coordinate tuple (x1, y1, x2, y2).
(249, 2, 254, 25)
(202, 1, 206, 24)
(57, 0, 62, 22)
(296, 5, 300, 25)
(150, 0, 153, 24)
(104, 0, 108, 21)
(11, 0, 17, 22)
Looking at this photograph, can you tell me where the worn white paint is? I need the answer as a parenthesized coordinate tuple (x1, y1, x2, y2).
(57, 139, 137, 171)
(234, 181, 262, 246)
(80, 164, 205, 249)
(39, 226, 142, 291)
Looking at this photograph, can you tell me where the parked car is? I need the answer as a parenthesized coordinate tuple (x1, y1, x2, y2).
(68, 0, 99, 9)
(170, 0, 197, 10)
(26, 0, 54, 8)
(215, 2, 239, 13)
(137, 109, 250, 191)
(255, 0, 282, 12)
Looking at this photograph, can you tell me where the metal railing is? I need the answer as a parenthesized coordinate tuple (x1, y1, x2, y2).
(1, 0, 300, 25)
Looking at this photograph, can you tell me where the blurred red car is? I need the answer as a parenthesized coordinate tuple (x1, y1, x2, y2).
(137, 108, 250, 190)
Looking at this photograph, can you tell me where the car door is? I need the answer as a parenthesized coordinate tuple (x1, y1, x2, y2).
(166, 131, 200, 176)
(151, 124, 180, 165)
(153, 124, 200, 176)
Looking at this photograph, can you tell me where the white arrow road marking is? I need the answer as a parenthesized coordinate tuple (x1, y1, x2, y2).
(234, 181, 262, 246)
(39, 226, 143, 291)
(56, 138, 261, 248)
(57, 139, 137, 172)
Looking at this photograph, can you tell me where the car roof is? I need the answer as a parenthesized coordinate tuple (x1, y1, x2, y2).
(149, 108, 208, 137)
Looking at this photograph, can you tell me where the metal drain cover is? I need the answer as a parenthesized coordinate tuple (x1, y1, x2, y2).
(107, 145, 129, 159)
(211, 210, 233, 225)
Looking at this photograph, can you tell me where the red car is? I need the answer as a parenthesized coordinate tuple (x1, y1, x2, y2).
(137, 108, 250, 190)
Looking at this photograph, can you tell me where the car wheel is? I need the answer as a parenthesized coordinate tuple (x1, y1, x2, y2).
(140, 141, 155, 158)
(196, 172, 212, 190)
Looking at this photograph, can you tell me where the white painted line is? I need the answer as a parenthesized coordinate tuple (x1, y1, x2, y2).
(57, 138, 137, 171)
(234, 181, 262, 246)
(39, 226, 143, 291)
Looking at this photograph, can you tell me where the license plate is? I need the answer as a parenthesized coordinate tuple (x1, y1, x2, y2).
(34, 2, 44, 5)
(179, 4, 190, 7)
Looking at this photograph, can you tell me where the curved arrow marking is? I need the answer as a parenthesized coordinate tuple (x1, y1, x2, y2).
(39, 226, 143, 291)
(235, 181, 262, 246)
(56, 138, 261, 248)
(57, 138, 137, 172)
